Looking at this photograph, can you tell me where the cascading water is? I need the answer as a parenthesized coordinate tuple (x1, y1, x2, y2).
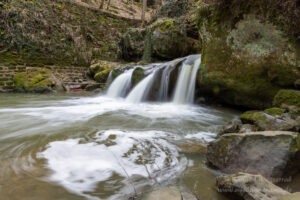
(106, 69, 134, 98)
(105, 70, 113, 86)
(105, 55, 201, 104)
(158, 65, 174, 101)
(125, 71, 157, 103)
(173, 55, 201, 104)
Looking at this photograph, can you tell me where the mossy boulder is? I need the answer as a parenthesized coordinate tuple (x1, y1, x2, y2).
(195, 3, 300, 109)
(152, 0, 188, 21)
(273, 90, 300, 107)
(240, 110, 297, 131)
(207, 131, 300, 179)
(94, 68, 111, 83)
(13, 68, 60, 93)
(150, 18, 200, 59)
(90, 63, 109, 76)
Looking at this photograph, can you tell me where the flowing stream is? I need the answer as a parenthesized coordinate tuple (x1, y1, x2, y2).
(0, 93, 239, 200)
(0, 55, 242, 200)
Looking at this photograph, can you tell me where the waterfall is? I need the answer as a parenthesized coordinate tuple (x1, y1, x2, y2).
(106, 69, 134, 98)
(126, 71, 157, 103)
(158, 65, 174, 101)
(173, 55, 201, 104)
(105, 71, 113, 87)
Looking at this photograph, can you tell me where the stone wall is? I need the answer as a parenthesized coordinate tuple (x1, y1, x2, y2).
(0, 65, 92, 92)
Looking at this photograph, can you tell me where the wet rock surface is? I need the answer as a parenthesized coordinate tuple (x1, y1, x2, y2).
(142, 186, 182, 200)
(216, 173, 290, 200)
(207, 131, 300, 180)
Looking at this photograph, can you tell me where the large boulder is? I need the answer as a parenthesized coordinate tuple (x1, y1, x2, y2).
(207, 131, 300, 180)
(150, 18, 200, 59)
(216, 173, 290, 200)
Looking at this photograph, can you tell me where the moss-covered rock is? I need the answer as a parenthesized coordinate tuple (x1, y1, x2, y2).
(207, 131, 300, 179)
(13, 68, 60, 93)
(94, 68, 111, 83)
(195, 2, 300, 109)
(264, 107, 285, 115)
(240, 110, 297, 131)
(150, 18, 201, 59)
(152, 0, 188, 21)
(273, 90, 300, 107)
(131, 67, 145, 88)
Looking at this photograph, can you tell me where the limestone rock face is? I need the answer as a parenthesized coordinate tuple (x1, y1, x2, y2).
(143, 186, 182, 200)
(216, 173, 290, 200)
(207, 131, 300, 180)
(195, 2, 300, 109)
(121, 28, 146, 61)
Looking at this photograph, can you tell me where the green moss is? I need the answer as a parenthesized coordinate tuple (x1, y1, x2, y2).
(94, 68, 111, 83)
(131, 67, 145, 87)
(273, 89, 300, 107)
(13, 68, 55, 92)
(150, 18, 178, 32)
(90, 63, 109, 76)
(13, 73, 27, 90)
(264, 107, 285, 115)
(240, 111, 267, 125)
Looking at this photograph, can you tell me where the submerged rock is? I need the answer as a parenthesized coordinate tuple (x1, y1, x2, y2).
(175, 140, 207, 154)
(216, 173, 290, 200)
(143, 186, 182, 200)
(207, 131, 300, 180)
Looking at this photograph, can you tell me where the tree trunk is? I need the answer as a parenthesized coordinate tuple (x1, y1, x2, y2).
(142, 0, 147, 25)
(99, 0, 105, 9)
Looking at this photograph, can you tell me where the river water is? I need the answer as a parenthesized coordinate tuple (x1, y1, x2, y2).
(0, 93, 239, 200)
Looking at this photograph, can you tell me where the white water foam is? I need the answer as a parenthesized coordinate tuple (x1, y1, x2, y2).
(37, 130, 187, 199)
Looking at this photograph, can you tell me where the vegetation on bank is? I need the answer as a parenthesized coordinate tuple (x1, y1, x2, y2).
(0, 0, 137, 67)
